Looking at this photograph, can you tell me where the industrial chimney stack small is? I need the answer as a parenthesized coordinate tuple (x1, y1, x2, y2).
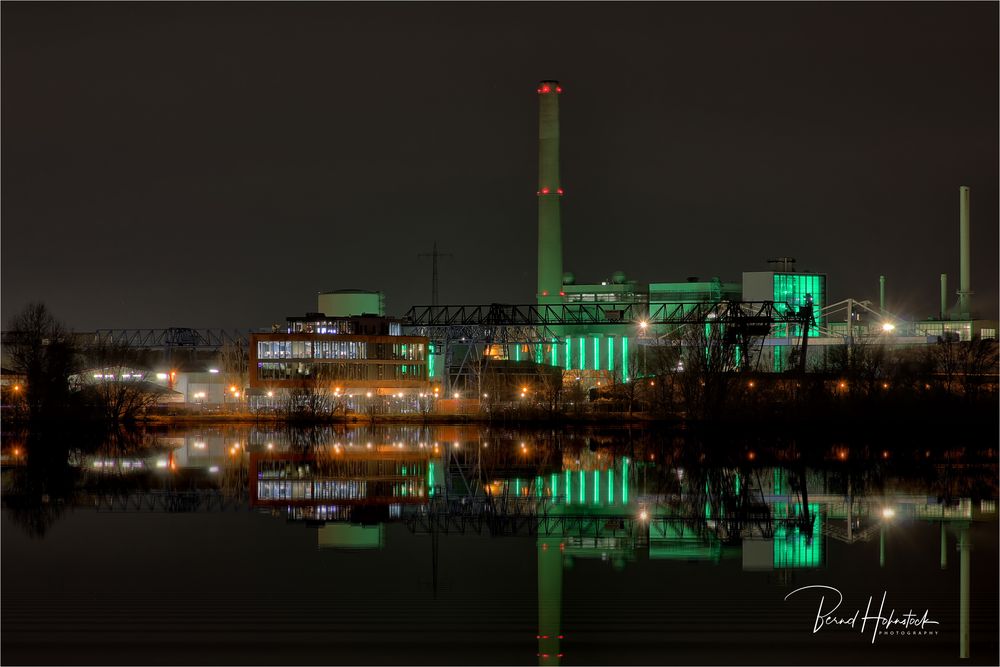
(958, 186, 972, 318)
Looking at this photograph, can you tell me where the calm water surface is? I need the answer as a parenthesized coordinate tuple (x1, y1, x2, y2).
(2, 425, 997, 665)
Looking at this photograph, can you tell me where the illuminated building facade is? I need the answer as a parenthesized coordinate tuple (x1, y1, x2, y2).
(249, 314, 430, 393)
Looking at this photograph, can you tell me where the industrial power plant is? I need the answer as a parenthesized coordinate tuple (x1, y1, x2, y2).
(8, 80, 996, 412)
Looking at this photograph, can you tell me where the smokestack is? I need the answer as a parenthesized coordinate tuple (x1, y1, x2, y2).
(940, 273, 948, 320)
(537, 80, 563, 304)
(879, 275, 886, 314)
(958, 186, 972, 318)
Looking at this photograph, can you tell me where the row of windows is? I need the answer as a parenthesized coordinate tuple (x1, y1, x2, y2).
(564, 293, 636, 303)
(257, 341, 425, 361)
(288, 321, 402, 336)
(257, 361, 427, 381)
(257, 480, 367, 501)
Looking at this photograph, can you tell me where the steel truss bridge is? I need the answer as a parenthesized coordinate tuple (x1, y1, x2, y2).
(88, 328, 248, 350)
(402, 301, 805, 392)
(88, 489, 248, 512)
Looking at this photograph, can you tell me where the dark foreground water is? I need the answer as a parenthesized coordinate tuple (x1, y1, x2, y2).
(2, 425, 997, 666)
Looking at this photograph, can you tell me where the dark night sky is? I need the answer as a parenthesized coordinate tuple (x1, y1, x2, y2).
(3, 2, 997, 331)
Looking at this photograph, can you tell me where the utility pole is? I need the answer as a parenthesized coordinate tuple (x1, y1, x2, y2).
(418, 241, 453, 306)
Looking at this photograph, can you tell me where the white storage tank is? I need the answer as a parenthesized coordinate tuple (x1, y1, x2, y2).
(317, 289, 384, 317)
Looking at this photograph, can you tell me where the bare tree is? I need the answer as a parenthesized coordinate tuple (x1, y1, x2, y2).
(78, 341, 163, 425)
(220, 340, 248, 412)
(4, 303, 78, 422)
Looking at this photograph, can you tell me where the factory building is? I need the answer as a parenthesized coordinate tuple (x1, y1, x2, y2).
(248, 291, 432, 411)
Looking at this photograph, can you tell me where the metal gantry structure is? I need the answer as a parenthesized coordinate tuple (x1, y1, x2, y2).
(403, 300, 812, 392)
(89, 327, 248, 350)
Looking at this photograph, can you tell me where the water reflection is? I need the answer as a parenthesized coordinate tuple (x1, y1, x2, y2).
(1, 424, 997, 664)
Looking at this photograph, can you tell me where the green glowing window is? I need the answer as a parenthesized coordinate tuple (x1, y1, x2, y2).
(608, 337, 614, 372)
(773, 274, 825, 337)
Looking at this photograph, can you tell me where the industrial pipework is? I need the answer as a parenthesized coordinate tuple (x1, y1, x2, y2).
(958, 186, 972, 318)
(537, 80, 563, 304)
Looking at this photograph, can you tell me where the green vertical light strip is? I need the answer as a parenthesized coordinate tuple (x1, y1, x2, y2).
(428, 344, 435, 379)
(514, 344, 520, 362)
(608, 337, 614, 372)
(608, 469, 614, 505)
(593, 470, 600, 504)
(551, 338, 558, 366)
(705, 322, 711, 362)
(564, 337, 571, 370)
(705, 480, 712, 519)
(593, 337, 600, 370)
(536, 475, 544, 498)
(622, 337, 630, 382)
(535, 342, 543, 364)
(551, 473, 558, 500)
(735, 473, 741, 496)
(428, 461, 435, 497)
(578, 338, 585, 371)
(515, 479, 521, 497)
(622, 457, 630, 504)
(565, 469, 572, 505)
(578, 470, 585, 503)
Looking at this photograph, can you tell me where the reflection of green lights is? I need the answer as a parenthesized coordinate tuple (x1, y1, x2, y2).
(773, 503, 822, 568)
(551, 473, 558, 499)
(515, 479, 521, 496)
(428, 461, 435, 497)
(536, 475, 543, 497)
(579, 470, 585, 503)
(622, 457, 629, 504)
(594, 470, 600, 503)
(565, 469, 571, 505)
(608, 469, 614, 505)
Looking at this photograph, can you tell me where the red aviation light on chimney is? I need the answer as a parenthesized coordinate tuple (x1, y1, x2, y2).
(537, 84, 552, 94)
(556, 86, 563, 93)
(557, 188, 564, 195)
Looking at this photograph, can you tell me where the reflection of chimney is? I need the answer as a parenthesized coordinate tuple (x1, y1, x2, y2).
(940, 273, 948, 320)
(958, 186, 972, 318)
(879, 275, 886, 314)
(537, 80, 563, 304)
